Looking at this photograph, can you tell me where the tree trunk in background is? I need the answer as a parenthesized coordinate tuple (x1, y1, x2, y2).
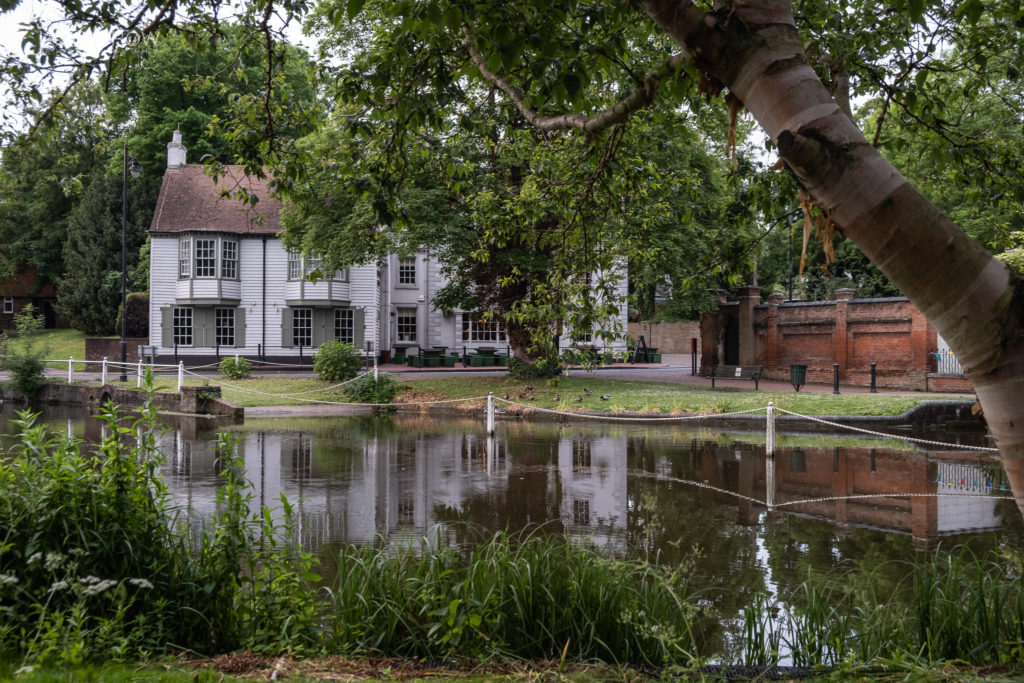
(641, 0, 1024, 512)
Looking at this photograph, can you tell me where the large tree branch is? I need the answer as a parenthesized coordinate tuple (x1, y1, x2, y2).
(461, 25, 687, 139)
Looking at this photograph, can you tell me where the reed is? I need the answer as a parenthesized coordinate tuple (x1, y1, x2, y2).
(326, 530, 700, 665)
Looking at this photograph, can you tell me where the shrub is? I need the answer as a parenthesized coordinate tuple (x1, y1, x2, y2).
(114, 292, 150, 338)
(219, 355, 253, 379)
(0, 303, 48, 400)
(508, 355, 562, 380)
(344, 373, 401, 403)
(314, 339, 362, 382)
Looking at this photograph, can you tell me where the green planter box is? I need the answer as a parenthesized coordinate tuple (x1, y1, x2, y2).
(392, 352, 406, 364)
(649, 353, 662, 363)
(407, 356, 423, 367)
(424, 356, 442, 367)
(470, 355, 492, 367)
(444, 355, 458, 367)
(494, 354, 507, 366)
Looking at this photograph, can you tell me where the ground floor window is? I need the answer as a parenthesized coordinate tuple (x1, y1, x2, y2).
(292, 308, 312, 347)
(396, 307, 417, 343)
(173, 307, 193, 346)
(3, 297, 12, 314)
(215, 308, 235, 346)
(335, 308, 354, 343)
(461, 311, 506, 342)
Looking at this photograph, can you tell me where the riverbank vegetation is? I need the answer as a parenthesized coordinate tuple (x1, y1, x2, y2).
(2, 397, 1021, 679)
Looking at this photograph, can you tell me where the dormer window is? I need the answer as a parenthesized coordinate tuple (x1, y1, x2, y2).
(177, 235, 239, 280)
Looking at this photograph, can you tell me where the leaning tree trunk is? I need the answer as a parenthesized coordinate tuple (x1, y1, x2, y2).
(640, 0, 1024, 513)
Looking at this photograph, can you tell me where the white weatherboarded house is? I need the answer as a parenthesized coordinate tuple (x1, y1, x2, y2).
(149, 133, 627, 364)
(149, 132, 378, 361)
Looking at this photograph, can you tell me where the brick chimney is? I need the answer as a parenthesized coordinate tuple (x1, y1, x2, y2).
(167, 129, 187, 170)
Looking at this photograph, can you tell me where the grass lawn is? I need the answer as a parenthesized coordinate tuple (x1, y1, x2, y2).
(174, 373, 962, 416)
(2, 328, 88, 369)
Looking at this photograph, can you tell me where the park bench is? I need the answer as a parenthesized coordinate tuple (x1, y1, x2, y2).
(705, 364, 764, 390)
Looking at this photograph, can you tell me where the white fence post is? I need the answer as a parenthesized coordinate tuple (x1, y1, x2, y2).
(137, 359, 143, 388)
(766, 401, 775, 458)
(177, 362, 184, 392)
(67, 357, 74, 384)
(101, 357, 108, 385)
(486, 392, 495, 435)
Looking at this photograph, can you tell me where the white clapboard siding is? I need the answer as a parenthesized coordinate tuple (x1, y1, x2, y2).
(150, 235, 181, 350)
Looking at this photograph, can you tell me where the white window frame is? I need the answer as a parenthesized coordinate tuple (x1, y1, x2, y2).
(288, 251, 342, 281)
(335, 308, 354, 343)
(396, 307, 417, 343)
(172, 307, 193, 346)
(461, 312, 506, 342)
(397, 256, 417, 285)
(292, 308, 312, 347)
(2, 297, 13, 314)
(215, 308, 235, 347)
(220, 240, 238, 279)
(178, 240, 191, 279)
(194, 238, 217, 278)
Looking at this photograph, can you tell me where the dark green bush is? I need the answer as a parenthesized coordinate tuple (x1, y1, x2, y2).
(219, 355, 253, 379)
(344, 373, 401, 403)
(314, 339, 362, 382)
(508, 355, 562, 380)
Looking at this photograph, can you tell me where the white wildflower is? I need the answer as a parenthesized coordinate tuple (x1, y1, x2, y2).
(48, 580, 70, 593)
(0, 574, 19, 586)
(128, 578, 154, 590)
(81, 579, 118, 597)
(80, 575, 100, 585)
(27, 552, 42, 565)
(43, 553, 64, 571)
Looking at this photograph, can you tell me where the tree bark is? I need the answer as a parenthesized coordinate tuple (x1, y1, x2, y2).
(640, 0, 1024, 512)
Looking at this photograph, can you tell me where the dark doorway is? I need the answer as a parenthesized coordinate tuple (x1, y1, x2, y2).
(724, 316, 739, 365)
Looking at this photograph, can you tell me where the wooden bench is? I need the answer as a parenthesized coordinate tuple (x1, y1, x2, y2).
(705, 364, 764, 390)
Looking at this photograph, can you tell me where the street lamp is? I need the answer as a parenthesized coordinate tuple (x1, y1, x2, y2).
(120, 143, 142, 382)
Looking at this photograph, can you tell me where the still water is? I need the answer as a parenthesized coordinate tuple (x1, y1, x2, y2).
(4, 405, 1022, 658)
(4, 406, 1019, 557)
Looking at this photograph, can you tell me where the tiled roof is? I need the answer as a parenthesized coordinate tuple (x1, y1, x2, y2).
(149, 165, 284, 235)
(0, 268, 55, 297)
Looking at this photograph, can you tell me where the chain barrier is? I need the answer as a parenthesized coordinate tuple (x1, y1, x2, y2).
(775, 407, 999, 452)
(774, 491, 1015, 508)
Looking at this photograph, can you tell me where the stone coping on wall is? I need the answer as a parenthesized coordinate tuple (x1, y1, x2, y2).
(0, 382, 243, 419)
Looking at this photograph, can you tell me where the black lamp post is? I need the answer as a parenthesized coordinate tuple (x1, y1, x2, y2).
(120, 143, 142, 382)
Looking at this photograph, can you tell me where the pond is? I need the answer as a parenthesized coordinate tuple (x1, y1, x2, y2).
(3, 405, 1021, 660)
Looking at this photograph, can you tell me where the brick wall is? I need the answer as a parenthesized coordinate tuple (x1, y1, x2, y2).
(85, 337, 150, 362)
(626, 321, 700, 354)
(702, 289, 969, 391)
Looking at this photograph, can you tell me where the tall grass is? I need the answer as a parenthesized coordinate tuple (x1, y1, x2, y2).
(740, 547, 1024, 669)
(326, 530, 700, 665)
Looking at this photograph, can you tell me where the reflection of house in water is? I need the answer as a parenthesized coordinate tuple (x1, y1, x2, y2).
(558, 436, 627, 546)
(151, 419, 1006, 550)
(155, 424, 631, 549)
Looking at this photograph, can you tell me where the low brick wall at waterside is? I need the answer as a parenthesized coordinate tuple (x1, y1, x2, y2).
(0, 382, 242, 418)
